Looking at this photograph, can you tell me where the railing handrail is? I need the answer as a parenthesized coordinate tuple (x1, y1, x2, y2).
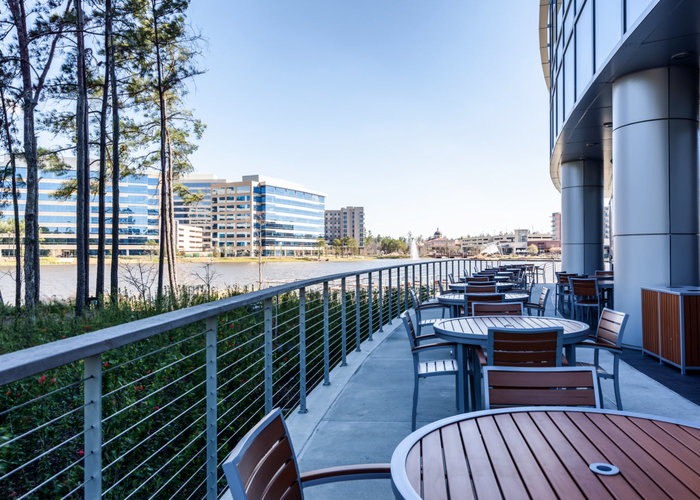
(0, 258, 459, 386)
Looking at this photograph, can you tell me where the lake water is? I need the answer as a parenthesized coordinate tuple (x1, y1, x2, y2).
(0, 258, 561, 305)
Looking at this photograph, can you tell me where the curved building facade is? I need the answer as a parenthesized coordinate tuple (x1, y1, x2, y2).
(542, 0, 700, 346)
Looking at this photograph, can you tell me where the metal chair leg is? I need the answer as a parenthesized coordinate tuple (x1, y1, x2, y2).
(613, 356, 623, 410)
(412, 375, 419, 431)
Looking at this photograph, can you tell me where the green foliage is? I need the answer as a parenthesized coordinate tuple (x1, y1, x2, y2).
(0, 278, 429, 497)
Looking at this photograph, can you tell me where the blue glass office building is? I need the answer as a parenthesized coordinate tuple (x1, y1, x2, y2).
(0, 159, 160, 256)
(174, 174, 227, 251)
(212, 175, 325, 257)
(543, 0, 699, 346)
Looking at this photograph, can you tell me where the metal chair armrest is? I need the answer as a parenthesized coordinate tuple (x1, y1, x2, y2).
(412, 342, 457, 353)
(300, 463, 391, 487)
(415, 302, 449, 310)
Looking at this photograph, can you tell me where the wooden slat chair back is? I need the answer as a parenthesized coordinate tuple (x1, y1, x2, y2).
(487, 327, 564, 366)
(525, 287, 550, 316)
(472, 302, 523, 316)
(469, 275, 493, 282)
(483, 366, 601, 409)
(596, 308, 627, 347)
(464, 284, 497, 293)
(223, 408, 391, 499)
(595, 270, 614, 277)
(571, 278, 599, 298)
(463, 293, 504, 317)
(448, 273, 455, 284)
(467, 280, 496, 286)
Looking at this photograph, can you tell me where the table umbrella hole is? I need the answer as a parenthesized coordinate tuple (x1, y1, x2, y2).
(589, 463, 619, 475)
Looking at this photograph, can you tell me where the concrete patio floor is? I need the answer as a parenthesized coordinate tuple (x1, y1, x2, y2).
(283, 285, 700, 499)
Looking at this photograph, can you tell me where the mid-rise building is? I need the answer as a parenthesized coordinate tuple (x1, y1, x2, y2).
(324, 206, 365, 247)
(551, 212, 562, 242)
(0, 158, 159, 257)
(212, 175, 325, 256)
(174, 174, 227, 251)
(176, 222, 204, 254)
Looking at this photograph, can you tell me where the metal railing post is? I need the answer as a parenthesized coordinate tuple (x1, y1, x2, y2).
(388, 268, 392, 321)
(395, 266, 400, 316)
(205, 316, 218, 500)
(323, 282, 330, 385)
(419, 263, 423, 301)
(439, 261, 442, 294)
(404, 266, 409, 312)
(299, 288, 307, 413)
(264, 298, 273, 412)
(368, 272, 373, 340)
(84, 355, 102, 499)
(355, 274, 361, 351)
(432, 262, 436, 298)
(340, 278, 347, 365)
(379, 270, 384, 331)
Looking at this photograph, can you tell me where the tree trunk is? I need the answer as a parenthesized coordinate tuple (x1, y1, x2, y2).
(108, 0, 119, 304)
(96, 0, 111, 306)
(8, 0, 40, 309)
(165, 130, 178, 295)
(0, 84, 21, 306)
(75, 0, 88, 315)
(152, 0, 168, 304)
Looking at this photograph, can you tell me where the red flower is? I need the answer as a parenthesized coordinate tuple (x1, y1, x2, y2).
(51, 378, 56, 384)
(147, 370, 151, 374)
(38, 375, 46, 384)
(155, 406, 160, 410)
(78, 450, 84, 456)
(104, 362, 109, 368)
(6, 390, 10, 395)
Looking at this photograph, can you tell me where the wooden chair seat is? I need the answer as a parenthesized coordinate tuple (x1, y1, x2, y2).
(418, 358, 459, 375)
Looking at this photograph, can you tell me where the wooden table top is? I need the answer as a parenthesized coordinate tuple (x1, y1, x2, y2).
(391, 408, 700, 499)
(437, 292, 529, 305)
(449, 282, 518, 291)
(433, 316, 589, 345)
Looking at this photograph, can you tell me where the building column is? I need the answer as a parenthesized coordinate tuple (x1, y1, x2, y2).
(561, 160, 604, 276)
(612, 66, 699, 347)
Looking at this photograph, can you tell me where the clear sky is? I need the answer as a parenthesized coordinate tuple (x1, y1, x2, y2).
(185, 0, 559, 239)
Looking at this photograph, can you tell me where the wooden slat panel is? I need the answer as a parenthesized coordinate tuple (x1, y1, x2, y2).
(247, 437, 295, 499)
(511, 413, 585, 499)
(568, 412, 676, 499)
(529, 412, 611, 497)
(614, 417, 700, 492)
(440, 424, 474, 500)
(642, 290, 660, 355)
(489, 388, 596, 406)
(683, 295, 700, 365)
(262, 459, 299, 500)
(487, 370, 595, 388)
(653, 420, 700, 453)
(406, 443, 422, 497)
(280, 482, 303, 500)
(421, 430, 448, 500)
(493, 414, 557, 499)
(477, 416, 528, 497)
(238, 416, 287, 486)
(458, 419, 502, 498)
(660, 292, 681, 364)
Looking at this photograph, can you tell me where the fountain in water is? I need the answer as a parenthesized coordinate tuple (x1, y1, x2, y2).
(409, 236, 419, 260)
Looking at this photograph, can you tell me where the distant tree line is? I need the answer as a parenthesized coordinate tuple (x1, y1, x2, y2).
(0, 0, 204, 313)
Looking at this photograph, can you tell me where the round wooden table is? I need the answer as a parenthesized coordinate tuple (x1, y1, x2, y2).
(433, 316, 590, 412)
(391, 407, 700, 499)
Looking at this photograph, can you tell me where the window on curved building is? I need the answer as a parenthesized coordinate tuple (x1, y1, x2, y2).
(595, 0, 622, 72)
(626, 0, 652, 29)
(564, 42, 575, 119)
(576, 0, 593, 100)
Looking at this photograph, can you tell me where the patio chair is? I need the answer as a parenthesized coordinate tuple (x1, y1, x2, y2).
(409, 289, 448, 336)
(448, 273, 455, 284)
(469, 275, 494, 282)
(595, 270, 614, 277)
(462, 292, 504, 317)
(402, 313, 462, 430)
(223, 408, 391, 499)
(472, 301, 523, 316)
(481, 327, 566, 367)
(575, 308, 629, 409)
(464, 284, 497, 293)
(524, 287, 550, 316)
(483, 366, 600, 409)
(570, 278, 602, 325)
(467, 280, 497, 286)
(555, 272, 578, 315)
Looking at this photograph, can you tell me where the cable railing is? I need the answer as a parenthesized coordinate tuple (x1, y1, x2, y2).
(0, 257, 559, 499)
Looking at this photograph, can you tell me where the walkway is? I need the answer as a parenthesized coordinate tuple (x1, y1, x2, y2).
(285, 285, 700, 499)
